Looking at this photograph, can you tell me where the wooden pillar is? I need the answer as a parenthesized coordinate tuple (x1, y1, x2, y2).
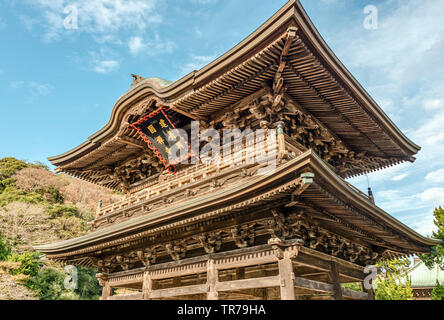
(329, 261, 343, 300)
(367, 288, 375, 300)
(278, 258, 295, 300)
(97, 273, 112, 300)
(278, 254, 296, 300)
(363, 280, 376, 300)
(207, 259, 219, 300)
(101, 283, 112, 300)
(142, 271, 152, 300)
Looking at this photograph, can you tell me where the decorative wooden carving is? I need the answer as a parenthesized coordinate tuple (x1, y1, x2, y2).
(231, 225, 255, 248)
(267, 209, 293, 240)
(137, 248, 157, 267)
(165, 241, 187, 261)
(196, 232, 223, 254)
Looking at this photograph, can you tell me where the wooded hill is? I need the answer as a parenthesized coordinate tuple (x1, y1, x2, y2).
(0, 157, 122, 300)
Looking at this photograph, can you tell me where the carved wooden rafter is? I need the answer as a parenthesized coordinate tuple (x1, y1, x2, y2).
(165, 240, 187, 261)
(196, 232, 223, 254)
(231, 225, 256, 249)
(94, 208, 382, 273)
(246, 82, 397, 176)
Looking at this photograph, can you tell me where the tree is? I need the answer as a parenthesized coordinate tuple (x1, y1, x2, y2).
(0, 232, 11, 261)
(420, 207, 444, 270)
(374, 259, 413, 300)
(431, 281, 444, 300)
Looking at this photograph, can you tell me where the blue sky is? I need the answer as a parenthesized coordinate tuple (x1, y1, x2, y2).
(0, 0, 443, 236)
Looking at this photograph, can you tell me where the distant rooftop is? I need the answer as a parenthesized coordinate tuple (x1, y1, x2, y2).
(408, 259, 444, 288)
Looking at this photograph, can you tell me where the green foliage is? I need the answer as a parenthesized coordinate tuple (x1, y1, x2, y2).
(26, 267, 66, 300)
(374, 259, 413, 300)
(35, 186, 64, 204)
(76, 267, 102, 300)
(7, 252, 42, 277)
(25, 266, 101, 300)
(342, 282, 363, 292)
(431, 281, 444, 300)
(0, 233, 11, 261)
(0, 186, 46, 207)
(420, 207, 444, 270)
(0, 158, 47, 192)
(0, 158, 29, 182)
(0, 157, 106, 300)
(0, 157, 57, 206)
(46, 204, 79, 219)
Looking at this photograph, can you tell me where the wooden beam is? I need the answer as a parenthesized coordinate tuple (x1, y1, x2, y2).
(342, 288, 369, 300)
(108, 278, 144, 288)
(293, 277, 368, 300)
(116, 136, 146, 149)
(295, 249, 365, 281)
(108, 292, 143, 300)
(215, 276, 280, 292)
(169, 105, 207, 121)
(294, 277, 333, 294)
(149, 284, 208, 299)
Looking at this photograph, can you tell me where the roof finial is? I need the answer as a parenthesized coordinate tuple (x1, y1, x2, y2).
(366, 175, 375, 204)
(131, 74, 145, 86)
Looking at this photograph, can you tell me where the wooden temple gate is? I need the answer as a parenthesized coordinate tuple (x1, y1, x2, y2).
(36, 0, 439, 302)
(100, 241, 370, 300)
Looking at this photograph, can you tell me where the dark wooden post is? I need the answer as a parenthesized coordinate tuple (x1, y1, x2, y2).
(329, 261, 343, 300)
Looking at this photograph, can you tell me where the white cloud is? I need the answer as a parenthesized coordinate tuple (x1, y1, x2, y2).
(414, 111, 444, 149)
(410, 213, 437, 236)
(128, 36, 144, 55)
(423, 99, 444, 111)
(29, 82, 53, 96)
(191, 0, 217, 4)
(419, 188, 444, 205)
(10, 81, 26, 89)
(127, 35, 175, 56)
(392, 174, 407, 182)
(93, 60, 119, 74)
(181, 54, 216, 76)
(425, 169, 444, 183)
(340, 0, 444, 87)
(24, 0, 162, 42)
(8, 80, 54, 103)
(83, 48, 121, 74)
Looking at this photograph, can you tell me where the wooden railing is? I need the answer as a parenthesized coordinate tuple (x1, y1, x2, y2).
(95, 138, 280, 218)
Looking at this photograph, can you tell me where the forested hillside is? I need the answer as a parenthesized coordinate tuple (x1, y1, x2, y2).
(0, 157, 122, 300)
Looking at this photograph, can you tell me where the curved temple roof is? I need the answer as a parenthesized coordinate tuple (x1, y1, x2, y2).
(37, 0, 438, 270)
(48, 0, 420, 175)
(35, 150, 439, 260)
